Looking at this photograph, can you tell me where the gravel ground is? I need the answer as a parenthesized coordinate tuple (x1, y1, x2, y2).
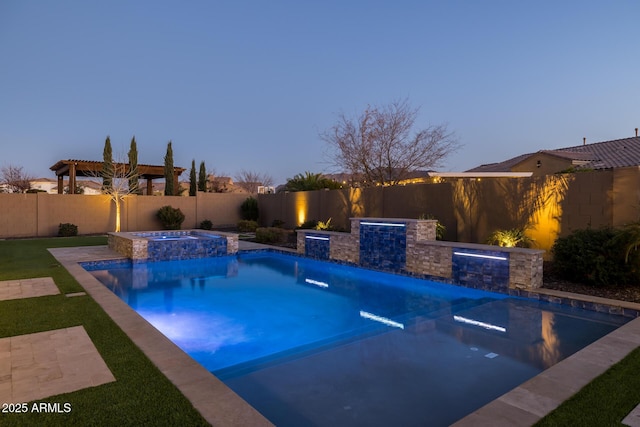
(542, 262, 640, 303)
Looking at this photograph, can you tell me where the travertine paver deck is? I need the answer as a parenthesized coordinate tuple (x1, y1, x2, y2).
(49, 244, 640, 427)
(0, 326, 116, 403)
(0, 277, 59, 301)
(623, 404, 640, 426)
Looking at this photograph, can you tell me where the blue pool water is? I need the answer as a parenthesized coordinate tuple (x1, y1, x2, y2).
(86, 252, 629, 426)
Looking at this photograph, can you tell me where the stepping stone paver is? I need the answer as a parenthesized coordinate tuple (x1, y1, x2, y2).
(0, 326, 115, 404)
(0, 277, 59, 301)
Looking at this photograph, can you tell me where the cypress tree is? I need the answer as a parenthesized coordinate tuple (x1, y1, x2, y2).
(102, 136, 113, 191)
(189, 159, 197, 196)
(128, 136, 139, 194)
(164, 141, 175, 196)
(198, 161, 207, 192)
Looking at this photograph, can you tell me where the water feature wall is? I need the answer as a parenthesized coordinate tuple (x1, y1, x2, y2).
(108, 230, 238, 262)
(297, 218, 544, 291)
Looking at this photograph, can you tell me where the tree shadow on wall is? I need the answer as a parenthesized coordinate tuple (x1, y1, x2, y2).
(451, 175, 571, 249)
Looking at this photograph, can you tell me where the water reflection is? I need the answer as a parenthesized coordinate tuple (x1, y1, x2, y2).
(89, 253, 626, 373)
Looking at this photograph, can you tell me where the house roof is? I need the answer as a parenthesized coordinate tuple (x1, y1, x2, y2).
(467, 136, 640, 172)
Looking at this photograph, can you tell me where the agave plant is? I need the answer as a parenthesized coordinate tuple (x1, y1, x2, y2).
(486, 228, 533, 248)
(315, 218, 332, 231)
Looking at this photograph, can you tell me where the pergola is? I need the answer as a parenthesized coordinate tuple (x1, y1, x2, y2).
(49, 159, 186, 195)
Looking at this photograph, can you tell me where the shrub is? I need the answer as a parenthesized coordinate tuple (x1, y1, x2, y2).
(199, 219, 213, 230)
(156, 205, 185, 230)
(240, 197, 259, 221)
(552, 227, 638, 286)
(486, 228, 532, 248)
(237, 220, 258, 232)
(271, 219, 285, 228)
(298, 219, 319, 230)
(255, 227, 290, 244)
(58, 223, 78, 237)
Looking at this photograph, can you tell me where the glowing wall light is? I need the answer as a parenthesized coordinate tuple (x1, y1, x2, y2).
(305, 235, 329, 241)
(453, 251, 507, 261)
(360, 221, 406, 227)
(295, 192, 309, 226)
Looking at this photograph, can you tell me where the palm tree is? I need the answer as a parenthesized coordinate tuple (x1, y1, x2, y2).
(284, 172, 342, 192)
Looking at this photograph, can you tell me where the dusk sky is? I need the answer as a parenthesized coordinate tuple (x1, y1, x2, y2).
(2, 1, 639, 186)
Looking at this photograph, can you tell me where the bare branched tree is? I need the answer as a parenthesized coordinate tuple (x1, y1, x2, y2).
(1, 165, 34, 193)
(86, 153, 139, 232)
(321, 99, 460, 186)
(102, 160, 139, 232)
(234, 170, 274, 193)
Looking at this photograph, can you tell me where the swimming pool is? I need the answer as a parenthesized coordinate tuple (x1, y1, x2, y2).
(85, 252, 629, 426)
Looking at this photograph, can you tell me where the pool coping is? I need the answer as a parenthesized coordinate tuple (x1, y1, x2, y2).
(50, 244, 640, 426)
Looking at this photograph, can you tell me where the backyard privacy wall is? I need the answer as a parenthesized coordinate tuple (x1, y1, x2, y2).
(259, 167, 640, 254)
(0, 192, 247, 238)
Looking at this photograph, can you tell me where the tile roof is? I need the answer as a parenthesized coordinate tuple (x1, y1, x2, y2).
(466, 136, 640, 172)
(466, 153, 533, 172)
(551, 137, 640, 169)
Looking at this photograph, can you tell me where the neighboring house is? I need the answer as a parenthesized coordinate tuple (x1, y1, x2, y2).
(467, 135, 640, 176)
(30, 178, 103, 195)
(30, 178, 58, 193)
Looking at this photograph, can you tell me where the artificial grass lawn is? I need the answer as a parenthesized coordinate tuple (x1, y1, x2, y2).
(0, 237, 209, 426)
(535, 346, 640, 426)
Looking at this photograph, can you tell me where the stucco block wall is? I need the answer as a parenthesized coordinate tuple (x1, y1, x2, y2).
(38, 194, 115, 236)
(260, 167, 640, 254)
(0, 194, 38, 238)
(0, 193, 245, 238)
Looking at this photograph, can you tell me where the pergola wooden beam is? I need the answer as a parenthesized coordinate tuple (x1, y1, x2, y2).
(50, 160, 185, 195)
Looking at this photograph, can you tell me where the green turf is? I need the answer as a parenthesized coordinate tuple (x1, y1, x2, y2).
(0, 237, 209, 426)
(535, 346, 640, 426)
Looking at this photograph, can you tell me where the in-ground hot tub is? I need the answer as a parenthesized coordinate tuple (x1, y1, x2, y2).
(108, 230, 239, 261)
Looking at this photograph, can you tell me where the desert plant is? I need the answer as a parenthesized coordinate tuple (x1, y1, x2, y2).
(58, 223, 78, 237)
(237, 220, 258, 232)
(486, 228, 533, 248)
(315, 218, 332, 230)
(255, 227, 290, 244)
(199, 219, 213, 230)
(156, 205, 185, 230)
(240, 197, 259, 221)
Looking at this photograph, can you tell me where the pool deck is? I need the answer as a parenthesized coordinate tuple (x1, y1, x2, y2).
(46, 243, 640, 426)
